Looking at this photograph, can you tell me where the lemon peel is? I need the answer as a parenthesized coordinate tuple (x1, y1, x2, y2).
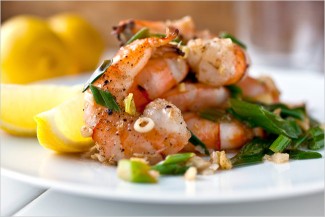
(35, 93, 93, 153)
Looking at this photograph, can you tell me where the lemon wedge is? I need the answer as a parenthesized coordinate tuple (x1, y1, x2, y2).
(35, 93, 93, 153)
(0, 84, 81, 136)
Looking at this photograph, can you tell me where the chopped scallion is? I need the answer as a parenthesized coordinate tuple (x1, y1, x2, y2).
(188, 131, 209, 155)
(230, 99, 302, 138)
(219, 32, 247, 49)
(126, 27, 150, 45)
(226, 85, 242, 99)
(83, 59, 112, 92)
(269, 134, 292, 153)
(286, 149, 322, 160)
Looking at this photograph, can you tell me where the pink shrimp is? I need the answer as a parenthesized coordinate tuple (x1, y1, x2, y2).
(186, 37, 248, 87)
(112, 16, 196, 44)
(161, 82, 230, 112)
(84, 28, 191, 164)
(182, 113, 253, 152)
(237, 75, 280, 104)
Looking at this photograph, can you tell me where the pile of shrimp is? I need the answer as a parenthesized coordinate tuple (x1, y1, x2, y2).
(83, 16, 280, 165)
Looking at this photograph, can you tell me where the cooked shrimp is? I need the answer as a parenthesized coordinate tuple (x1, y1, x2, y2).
(85, 27, 188, 126)
(84, 29, 190, 164)
(129, 45, 188, 111)
(161, 82, 230, 112)
(186, 37, 248, 87)
(92, 99, 190, 164)
(183, 113, 253, 151)
(237, 75, 280, 104)
(112, 16, 196, 44)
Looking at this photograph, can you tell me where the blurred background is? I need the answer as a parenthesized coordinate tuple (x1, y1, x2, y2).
(1, 1, 324, 82)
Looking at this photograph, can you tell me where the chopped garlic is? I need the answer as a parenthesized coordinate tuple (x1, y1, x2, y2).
(184, 167, 197, 181)
(210, 151, 232, 170)
(80, 125, 93, 137)
(187, 156, 211, 171)
(264, 153, 289, 164)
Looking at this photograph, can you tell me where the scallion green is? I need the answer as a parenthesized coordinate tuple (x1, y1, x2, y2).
(230, 99, 302, 138)
(219, 32, 247, 49)
(286, 149, 322, 160)
(83, 59, 112, 92)
(188, 131, 210, 155)
(126, 27, 150, 45)
(269, 134, 292, 153)
(89, 85, 120, 112)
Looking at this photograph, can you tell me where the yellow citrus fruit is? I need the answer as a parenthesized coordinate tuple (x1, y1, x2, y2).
(1, 16, 75, 84)
(48, 13, 105, 73)
(34, 93, 93, 153)
(0, 84, 81, 136)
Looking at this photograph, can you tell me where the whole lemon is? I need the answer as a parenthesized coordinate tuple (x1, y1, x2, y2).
(48, 14, 105, 73)
(1, 16, 74, 84)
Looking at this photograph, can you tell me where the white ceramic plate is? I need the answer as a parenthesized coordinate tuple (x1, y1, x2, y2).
(1, 66, 324, 204)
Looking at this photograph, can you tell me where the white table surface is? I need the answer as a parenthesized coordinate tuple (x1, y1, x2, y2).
(1, 175, 324, 216)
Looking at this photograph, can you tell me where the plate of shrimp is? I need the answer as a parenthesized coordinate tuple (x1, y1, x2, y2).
(1, 16, 324, 203)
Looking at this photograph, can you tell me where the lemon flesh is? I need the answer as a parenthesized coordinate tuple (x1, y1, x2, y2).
(35, 93, 93, 153)
(48, 13, 105, 73)
(1, 16, 75, 84)
(0, 84, 81, 136)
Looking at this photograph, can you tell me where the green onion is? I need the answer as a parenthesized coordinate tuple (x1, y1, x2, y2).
(151, 153, 195, 175)
(226, 85, 243, 99)
(262, 103, 306, 120)
(309, 116, 321, 128)
(231, 138, 271, 167)
(89, 85, 120, 111)
(188, 131, 209, 155)
(161, 153, 195, 165)
(291, 126, 324, 150)
(151, 164, 189, 175)
(199, 108, 226, 122)
(286, 149, 322, 160)
(117, 159, 157, 183)
(82, 59, 112, 92)
(269, 134, 292, 153)
(126, 27, 150, 45)
(219, 32, 247, 49)
(230, 99, 302, 138)
(307, 127, 324, 150)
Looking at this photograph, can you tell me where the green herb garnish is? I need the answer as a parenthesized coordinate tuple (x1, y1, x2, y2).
(261, 103, 306, 121)
(83, 59, 112, 92)
(269, 134, 292, 153)
(162, 153, 195, 165)
(199, 108, 226, 122)
(219, 32, 247, 49)
(285, 149, 322, 160)
(126, 27, 150, 45)
(230, 99, 302, 138)
(231, 138, 271, 167)
(152, 164, 189, 175)
(117, 159, 157, 183)
(226, 85, 243, 99)
(89, 85, 120, 111)
(188, 131, 209, 155)
(151, 153, 194, 175)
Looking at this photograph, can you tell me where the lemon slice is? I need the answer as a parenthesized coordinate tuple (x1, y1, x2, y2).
(35, 93, 93, 153)
(0, 84, 81, 136)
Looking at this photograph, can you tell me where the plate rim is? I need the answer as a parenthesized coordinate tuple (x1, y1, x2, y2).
(2, 166, 324, 204)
